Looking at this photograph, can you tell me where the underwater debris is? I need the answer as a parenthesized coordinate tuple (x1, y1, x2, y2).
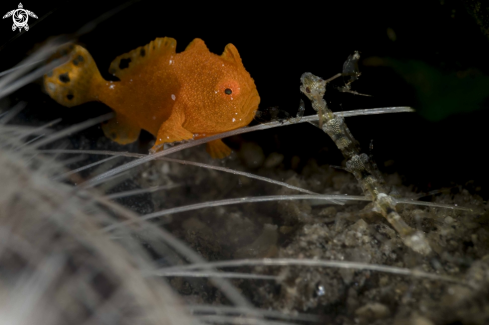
(339, 51, 361, 92)
(300, 53, 432, 255)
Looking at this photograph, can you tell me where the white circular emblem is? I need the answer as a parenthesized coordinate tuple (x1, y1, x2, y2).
(3, 3, 38, 32)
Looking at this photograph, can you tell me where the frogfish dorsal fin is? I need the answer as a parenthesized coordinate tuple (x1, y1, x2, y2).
(108, 37, 176, 79)
(221, 43, 243, 66)
(184, 38, 209, 52)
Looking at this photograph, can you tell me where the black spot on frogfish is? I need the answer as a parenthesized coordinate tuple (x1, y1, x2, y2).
(59, 73, 70, 83)
(119, 58, 131, 70)
(140, 48, 146, 57)
(73, 55, 84, 66)
(67, 94, 74, 100)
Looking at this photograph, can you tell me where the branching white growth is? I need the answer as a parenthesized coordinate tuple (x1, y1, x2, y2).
(92, 195, 258, 312)
(0, 125, 56, 136)
(0, 150, 195, 325)
(40, 149, 340, 200)
(74, 1, 140, 36)
(53, 155, 120, 181)
(0, 102, 26, 125)
(188, 305, 321, 323)
(80, 108, 414, 187)
(222, 107, 415, 135)
(40, 149, 473, 212)
(0, 57, 71, 99)
(0, 59, 45, 78)
(396, 198, 474, 212)
(105, 184, 184, 200)
(2, 255, 65, 325)
(102, 195, 366, 232)
(0, 38, 70, 92)
(89, 169, 134, 191)
(154, 258, 466, 285)
(16, 118, 62, 141)
(49, 155, 88, 172)
(195, 315, 298, 325)
(11, 134, 45, 150)
(9, 117, 61, 150)
(0, 110, 11, 118)
(152, 157, 326, 197)
(152, 271, 277, 280)
(29, 112, 114, 149)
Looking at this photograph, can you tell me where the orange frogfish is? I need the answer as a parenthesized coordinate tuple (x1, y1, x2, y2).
(43, 38, 260, 158)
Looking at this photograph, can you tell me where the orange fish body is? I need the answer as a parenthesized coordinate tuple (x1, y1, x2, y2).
(43, 37, 260, 158)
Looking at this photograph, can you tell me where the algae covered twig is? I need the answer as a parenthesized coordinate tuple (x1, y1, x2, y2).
(300, 54, 432, 255)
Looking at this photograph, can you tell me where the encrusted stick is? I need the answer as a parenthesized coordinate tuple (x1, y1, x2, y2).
(300, 71, 431, 255)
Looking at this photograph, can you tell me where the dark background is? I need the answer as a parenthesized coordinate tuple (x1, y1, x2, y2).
(1, 0, 488, 198)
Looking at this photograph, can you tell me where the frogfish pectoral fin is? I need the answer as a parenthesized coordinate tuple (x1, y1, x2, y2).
(102, 113, 141, 145)
(150, 110, 194, 154)
(206, 139, 232, 159)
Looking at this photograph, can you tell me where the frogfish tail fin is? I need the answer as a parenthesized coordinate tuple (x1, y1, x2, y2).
(44, 45, 104, 107)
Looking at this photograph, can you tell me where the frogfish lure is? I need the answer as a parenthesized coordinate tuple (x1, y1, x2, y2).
(43, 37, 260, 158)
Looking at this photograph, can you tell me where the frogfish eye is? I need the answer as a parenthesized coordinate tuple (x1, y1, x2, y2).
(218, 80, 240, 98)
